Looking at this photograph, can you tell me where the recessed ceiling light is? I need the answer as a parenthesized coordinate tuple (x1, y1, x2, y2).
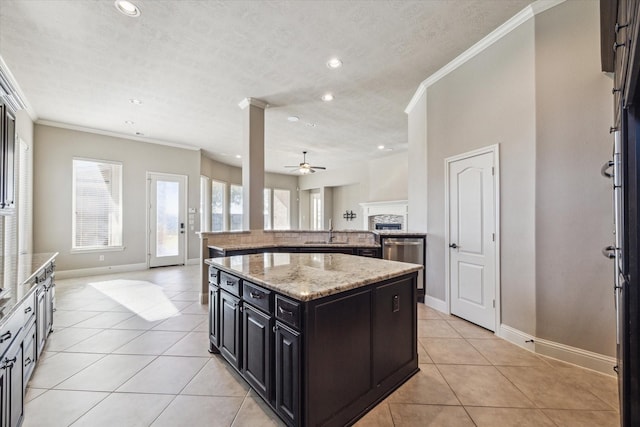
(287, 116, 299, 122)
(327, 58, 343, 69)
(235, 154, 242, 159)
(125, 120, 135, 125)
(114, 0, 141, 17)
(321, 93, 334, 102)
(378, 145, 385, 150)
(135, 131, 144, 136)
(129, 98, 142, 105)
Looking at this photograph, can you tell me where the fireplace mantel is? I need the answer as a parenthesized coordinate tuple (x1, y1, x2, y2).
(359, 200, 408, 230)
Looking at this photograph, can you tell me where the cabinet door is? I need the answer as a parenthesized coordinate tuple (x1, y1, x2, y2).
(275, 321, 300, 427)
(219, 290, 242, 370)
(0, 364, 6, 427)
(36, 287, 47, 357)
(242, 304, 272, 400)
(209, 285, 219, 351)
(5, 341, 23, 427)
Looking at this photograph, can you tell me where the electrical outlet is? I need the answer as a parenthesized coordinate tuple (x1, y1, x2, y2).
(99, 255, 104, 261)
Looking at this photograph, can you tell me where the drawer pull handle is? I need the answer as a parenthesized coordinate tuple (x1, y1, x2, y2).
(278, 306, 294, 316)
(249, 292, 262, 299)
(226, 280, 235, 286)
(24, 307, 33, 314)
(0, 331, 11, 343)
(24, 357, 31, 367)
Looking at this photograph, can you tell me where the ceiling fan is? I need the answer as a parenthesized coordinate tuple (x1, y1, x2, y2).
(285, 151, 326, 174)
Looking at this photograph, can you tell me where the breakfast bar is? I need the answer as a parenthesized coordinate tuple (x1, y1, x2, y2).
(205, 252, 421, 427)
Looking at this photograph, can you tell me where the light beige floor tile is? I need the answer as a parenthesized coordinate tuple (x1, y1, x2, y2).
(446, 319, 497, 339)
(152, 395, 244, 427)
(23, 389, 109, 427)
(353, 402, 394, 427)
(170, 291, 200, 302)
(192, 320, 209, 332)
(417, 303, 443, 320)
(55, 298, 109, 311)
(24, 387, 47, 403)
(542, 409, 620, 426)
(387, 364, 459, 405)
(389, 403, 475, 426)
(163, 331, 214, 357)
(112, 330, 187, 355)
(53, 310, 102, 328)
(110, 315, 165, 330)
(438, 364, 534, 408)
(498, 366, 613, 410)
(71, 392, 174, 427)
(28, 352, 104, 388)
(467, 338, 550, 366)
(117, 355, 208, 394)
(44, 327, 102, 352)
(554, 366, 619, 410)
(81, 299, 132, 312)
(466, 407, 556, 426)
(182, 357, 250, 397)
(417, 339, 433, 363)
(55, 354, 155, 391)
(152, 313, 208, 331)
(232, 396, 285, 427)
(422, 338, 490, 365)
(65, 329, 144, 353)
(417, 319, 461, 338)
(72, 311, 135, 329)
(181, 301, 209, 315)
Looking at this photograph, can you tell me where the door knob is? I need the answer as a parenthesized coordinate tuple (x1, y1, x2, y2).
(449, 243, 458, 249)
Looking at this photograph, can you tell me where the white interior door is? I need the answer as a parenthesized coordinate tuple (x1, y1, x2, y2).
(448, 150, 497, 331)
(148, 173, 187, 267)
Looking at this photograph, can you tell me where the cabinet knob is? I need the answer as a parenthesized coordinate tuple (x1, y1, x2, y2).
(0, 331, 11, 343)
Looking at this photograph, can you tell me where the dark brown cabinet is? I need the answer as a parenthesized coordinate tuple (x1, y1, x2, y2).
(2, 338, 23, 427)
(35, 279, 53, 357)
(274, 321, 300, 427)
(0, 101, 15, 212)
(208, 284, 219, 351)
(242, 304, 272, 400)
(219, 290, 242, 370)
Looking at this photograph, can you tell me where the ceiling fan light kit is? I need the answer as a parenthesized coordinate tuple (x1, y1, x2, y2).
(285, 151, 326, 175)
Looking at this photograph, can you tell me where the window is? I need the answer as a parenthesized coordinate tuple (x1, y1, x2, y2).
(212, 180, 226, 232)
(72, 159, 123, 250)
(264, 188, 272, 230)
(311, 192, 322, 230)
(273, 189, 290, 230)
(230, 184, 243, 231)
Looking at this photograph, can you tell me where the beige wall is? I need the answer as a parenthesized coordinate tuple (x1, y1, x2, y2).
(409, 0, 614, 356)
(534, 1, 614, 354)
(33, 125, 202, 271)
(407, 92, 428, 233)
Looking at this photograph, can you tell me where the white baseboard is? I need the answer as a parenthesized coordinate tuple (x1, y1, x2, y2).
(56, 263, 147, 279)
(499, 324, 616, 377)
(424, 296, 448, 313)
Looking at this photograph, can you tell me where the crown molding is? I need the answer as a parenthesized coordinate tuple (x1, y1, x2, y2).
(238, 97, 269, 110)
(36, 120, 201, 151)
(405, 0, 565, 114)
(0, 55, 37, 120)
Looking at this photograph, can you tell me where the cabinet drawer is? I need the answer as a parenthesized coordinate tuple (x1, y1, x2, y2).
(275, 295, 301, 330)
(0, 309, 23, 358)
(220, 272, 241, 297)
(243, 281, 272, 313)
(208, 266, 220, 285)
(23, 322, 37, 382)
(23, 293, 36, 327)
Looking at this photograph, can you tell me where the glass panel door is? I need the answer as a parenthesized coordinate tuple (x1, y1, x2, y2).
(149, 173, 186, 267)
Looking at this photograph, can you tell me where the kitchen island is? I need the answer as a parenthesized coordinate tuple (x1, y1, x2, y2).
(205, 252, 420, 427)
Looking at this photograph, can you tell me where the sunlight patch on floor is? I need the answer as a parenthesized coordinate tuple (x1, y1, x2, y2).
(89, 279, 180, 321)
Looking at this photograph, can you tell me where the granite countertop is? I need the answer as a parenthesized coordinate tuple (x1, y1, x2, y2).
(209, 241, 381, 252)
(375, 231, 427, 238)
(206, 253, 421, 302)
(0, 252, 58, 324)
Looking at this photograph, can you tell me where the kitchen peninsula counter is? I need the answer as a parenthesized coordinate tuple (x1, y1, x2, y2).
(205, 253, 420, 426)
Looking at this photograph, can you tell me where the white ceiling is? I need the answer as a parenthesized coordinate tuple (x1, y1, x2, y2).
(0, 0, 532, 173)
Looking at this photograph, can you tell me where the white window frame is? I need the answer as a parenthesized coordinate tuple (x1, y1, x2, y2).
(71, 158, 124, 252)
(211, 179, 227, 232)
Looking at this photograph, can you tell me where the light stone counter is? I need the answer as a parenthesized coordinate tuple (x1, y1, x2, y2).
(205, 252, 422, 302)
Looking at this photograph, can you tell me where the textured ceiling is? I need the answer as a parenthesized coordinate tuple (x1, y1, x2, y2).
(0, 0, 532, 173)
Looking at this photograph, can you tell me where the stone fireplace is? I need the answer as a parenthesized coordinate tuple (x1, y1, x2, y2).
(359, 200, 408, 231)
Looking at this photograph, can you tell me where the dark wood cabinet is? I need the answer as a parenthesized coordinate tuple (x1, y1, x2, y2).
(219, 290, 242, 370)
(2, 338, 23, 427)
(0, 101, 15, 213)
(208, 284, 219, 352)
(274, 321, 300, 427)
(35, 279, 53, 357)
(242, 304, 272, 400)
(357, 248, 380, 258)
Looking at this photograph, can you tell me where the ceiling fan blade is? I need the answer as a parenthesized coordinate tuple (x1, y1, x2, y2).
(310, 166, 326, 170)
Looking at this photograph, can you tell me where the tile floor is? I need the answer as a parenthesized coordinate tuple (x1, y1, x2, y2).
(24, 265, 620, 426)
